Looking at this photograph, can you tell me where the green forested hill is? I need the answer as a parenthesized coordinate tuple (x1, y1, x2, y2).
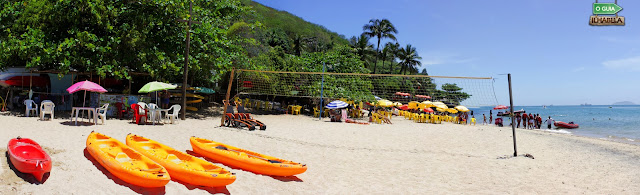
(239, 0, 348, 55)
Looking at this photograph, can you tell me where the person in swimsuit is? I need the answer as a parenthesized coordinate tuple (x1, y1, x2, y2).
(161, 90, 171, 109)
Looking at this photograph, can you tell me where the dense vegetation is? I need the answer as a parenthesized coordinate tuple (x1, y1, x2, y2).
(0, 0, 469, 104)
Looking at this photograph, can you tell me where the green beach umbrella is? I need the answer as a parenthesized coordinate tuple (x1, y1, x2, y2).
(138, 81, 177, 93)
(138, 81, 177, 104)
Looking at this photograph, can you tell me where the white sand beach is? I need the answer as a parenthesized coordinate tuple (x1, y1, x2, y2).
(1, 111, 640, 194)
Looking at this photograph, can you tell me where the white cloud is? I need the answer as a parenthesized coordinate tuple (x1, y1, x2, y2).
(420, 52, 475, 66)
(602, 56, 640, 71)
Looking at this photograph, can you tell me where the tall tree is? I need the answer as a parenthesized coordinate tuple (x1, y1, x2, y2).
(349, 34, 375, 70)
(420, 68, 428, 75)
(362, 19, 397, 74)
(397, 44, 422, 75)
(0, 0, 249, 85)
(291, 35, 306, 56)
(385, 42, 400, 74)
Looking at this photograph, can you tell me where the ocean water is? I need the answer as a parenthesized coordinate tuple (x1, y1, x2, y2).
(470, 105, 640, 144)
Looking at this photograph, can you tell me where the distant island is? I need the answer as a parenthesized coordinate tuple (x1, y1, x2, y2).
(612, 101, 636, 105)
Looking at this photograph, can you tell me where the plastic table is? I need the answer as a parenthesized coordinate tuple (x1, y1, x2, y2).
(71, 107, 96, 125)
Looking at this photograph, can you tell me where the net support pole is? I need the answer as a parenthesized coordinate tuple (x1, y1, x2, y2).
(508, 73, 517, 157)
(319, 62, 325, 119)
(221, 68, 235, 126)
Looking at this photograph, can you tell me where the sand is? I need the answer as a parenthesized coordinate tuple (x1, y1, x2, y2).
(1, 110, 639, 194)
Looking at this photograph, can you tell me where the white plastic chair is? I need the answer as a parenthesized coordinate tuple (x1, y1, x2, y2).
(24, 99, 38, 117)
(147, 103, 159, 123)
(166, 105, 181, 124)
(96, 103, 109, 125)
(137, 102, 148, 114)
(40, 100, 55, 120)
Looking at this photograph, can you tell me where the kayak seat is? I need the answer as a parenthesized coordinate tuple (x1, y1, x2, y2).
(166, 154, 182, 164)
(115, 152, 131, 163)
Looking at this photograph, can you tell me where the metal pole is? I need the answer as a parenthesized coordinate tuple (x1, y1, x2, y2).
(181, 1, 194, 120)
(508, 73, 517, 157)
(319, 62, 325, 119)
(221, 69, 235, 126)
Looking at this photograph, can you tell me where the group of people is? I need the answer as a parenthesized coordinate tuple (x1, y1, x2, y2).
(514, 112, 544, 129)
(482, 111, 556, 129)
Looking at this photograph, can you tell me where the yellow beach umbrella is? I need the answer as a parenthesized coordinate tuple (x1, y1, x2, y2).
(435, 104, 448, 109)
(393, 102, 402, 107)
(408, 101, 419, 109)
(454, 105, 470, 112)
(433, 101, 445, 106)
(436, 107, 447, 112)
(377, 99, 393, 107)
(421, 101, 434, 107)
(418, 103, 427, 109)
(447, 108, 459, 113)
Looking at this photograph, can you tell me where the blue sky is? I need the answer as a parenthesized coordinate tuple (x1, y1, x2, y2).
(254, 0, 640, 106)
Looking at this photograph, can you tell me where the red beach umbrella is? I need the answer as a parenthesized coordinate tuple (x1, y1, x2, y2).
(424, 108, 434, 113)
(493, 105, 508, 110)
(394, 92, 410, 97)
(399, 105, 409, 111)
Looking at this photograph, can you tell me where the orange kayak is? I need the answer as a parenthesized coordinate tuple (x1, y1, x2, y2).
(190, 137, 307, 176)
(126, 134, 235, 187)
(86, 132, 170, 188)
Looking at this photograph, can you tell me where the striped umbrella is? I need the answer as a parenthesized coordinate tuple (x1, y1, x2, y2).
(325, 100, 349, 109)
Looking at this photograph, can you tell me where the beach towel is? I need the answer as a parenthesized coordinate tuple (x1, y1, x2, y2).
(346, 118, 369, 125)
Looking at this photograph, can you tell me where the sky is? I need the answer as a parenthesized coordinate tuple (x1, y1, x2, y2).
(254, 0, 640, 106)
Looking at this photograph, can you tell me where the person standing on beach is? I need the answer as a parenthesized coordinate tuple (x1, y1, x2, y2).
(483, 114, 487, 125)
(522, 112, 528, 129)
(545, 116, 555, 129)
(489, 114, 493, 124)
(161, 90, 171, 109)
(515, 113, 521, 128)
(536, 114, 542, 129)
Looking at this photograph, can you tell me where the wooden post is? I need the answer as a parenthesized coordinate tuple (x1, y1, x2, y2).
(29, 70, 33, 91)
(221, 69, 235, 126)
(508, 73, 517, 157)
(178, 1, 201, 120)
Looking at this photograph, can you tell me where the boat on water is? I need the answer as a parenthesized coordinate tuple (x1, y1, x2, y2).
(497, 109, 525, 116)
(554, 121, 579, 129)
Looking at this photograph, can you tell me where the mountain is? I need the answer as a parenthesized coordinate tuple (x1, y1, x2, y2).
(612, 101, 636, 105)
(239, 0, 349, 53)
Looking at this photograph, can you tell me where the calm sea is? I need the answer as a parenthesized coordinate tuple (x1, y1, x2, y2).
(471, 105, 640, 144)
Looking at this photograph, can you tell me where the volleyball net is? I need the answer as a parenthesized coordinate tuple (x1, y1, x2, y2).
(234, 69, 499, 107)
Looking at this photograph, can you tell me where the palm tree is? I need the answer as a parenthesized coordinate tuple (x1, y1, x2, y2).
(292, 35, 306, 56)
(397, 44, 422, 75)
(349, 34, 375, 69)
(362, 19, 398, 74)
(385, 42, 400, 74)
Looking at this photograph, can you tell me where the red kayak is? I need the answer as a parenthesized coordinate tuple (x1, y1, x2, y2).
(7, 137, 52, 182)
(0, 76, 49, 87)
(554, 121, 579, 129)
